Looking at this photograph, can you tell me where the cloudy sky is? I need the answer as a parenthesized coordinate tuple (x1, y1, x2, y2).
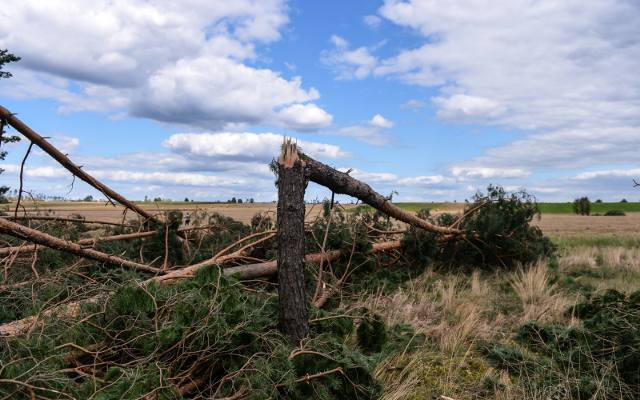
(0, 0, 639, 202)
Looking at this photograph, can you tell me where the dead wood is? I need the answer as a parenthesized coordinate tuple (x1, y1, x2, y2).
(0, 105, 158, 224)
(0, 240, 400, 337)
(0, 230, 158, 256)
(0, 217, 159, 274)
(303, 156, 463, 235)
(3, 215, 133, 227)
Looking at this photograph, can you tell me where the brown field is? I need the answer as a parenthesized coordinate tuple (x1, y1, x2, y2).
(4, 201, 639, 237)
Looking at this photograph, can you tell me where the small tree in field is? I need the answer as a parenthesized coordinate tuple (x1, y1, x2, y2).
(572, 196, 591, 216)
(0, 49, 21, 204)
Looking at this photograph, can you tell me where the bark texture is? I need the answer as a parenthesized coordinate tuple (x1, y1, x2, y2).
(0, 230, 158, 256)
(304, 157, 463, 235)
(0, 105, 157, 224)
(276, 145, 309, 342)
(0, 217, 159, 274)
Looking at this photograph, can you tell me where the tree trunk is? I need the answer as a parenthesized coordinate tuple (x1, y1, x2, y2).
(304, 156, 463, 235)
(0, 217, 159, 274)
(0, 105, 158, 224)
(276, 141, 309, 342)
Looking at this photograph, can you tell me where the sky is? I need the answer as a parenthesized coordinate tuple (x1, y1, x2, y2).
(0, 0, 639, 203)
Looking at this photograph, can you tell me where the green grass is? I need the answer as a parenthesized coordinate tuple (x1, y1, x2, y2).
(355, 202, 640, 215)
(537, 202, 640, 214)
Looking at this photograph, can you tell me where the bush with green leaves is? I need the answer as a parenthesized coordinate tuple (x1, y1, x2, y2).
(604, 209, 626, 216)
(479, 289, 640, 399)
(403, 186, 555, 270)
(572, 196, 591, 215)
(0, 266, 422, 399)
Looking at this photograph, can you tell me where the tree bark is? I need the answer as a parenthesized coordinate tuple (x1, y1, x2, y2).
(0, 105, 158, 224)
(0, 217, 159, 274)
(276, 142, 309, 342)
(0, 230, 158, 256)
(304, 157, 463, 235)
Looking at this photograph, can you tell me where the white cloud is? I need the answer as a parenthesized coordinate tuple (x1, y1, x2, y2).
(451, 166, 530, 179)
(433, 94, 504, 122)
(363, 15, 382, 29)
(321, 36, 378, 80)
(129, 56, 326, 130)
(401, 99, 424, 110)
(329, 113, 395, 145)
(275, 103, 333, 131)
(0, 0, 332, 131)
(342, 1, 640, 171)
(164, 132, 348, 161)
(330, 35, 348, 49)
(369, 114, 394, 128)
(574, 168, 640, 181)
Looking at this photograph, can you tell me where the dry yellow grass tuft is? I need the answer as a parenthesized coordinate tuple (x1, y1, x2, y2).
(509, 261, 572, 323)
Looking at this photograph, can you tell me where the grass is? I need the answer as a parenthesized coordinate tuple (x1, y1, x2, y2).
(353, 201, 640, 215)
(537, 202, 640, 214)
(361, 232, 640, 399)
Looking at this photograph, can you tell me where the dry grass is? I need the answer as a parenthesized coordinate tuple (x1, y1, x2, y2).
(509, 261, 573, 323)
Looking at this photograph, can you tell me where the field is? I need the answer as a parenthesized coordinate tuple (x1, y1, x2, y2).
(1, 198, 640, 399)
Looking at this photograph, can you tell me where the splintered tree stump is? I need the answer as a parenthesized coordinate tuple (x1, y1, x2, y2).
(277, 140, 309, 342)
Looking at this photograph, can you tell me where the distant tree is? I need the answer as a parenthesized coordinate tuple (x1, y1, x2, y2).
(620, 198, 628, 203)
(144, 195, 149, 202)
(572, 197, 591, 216)
(231, 197, 237, 203)
(83, 195, 94, 202)
(237, 198, 243, 204)
(153, 197, 162, 202)
(249, 198, 254, 203)
(0, 49, 21, 204)
(184, 197, 189, 202)
(595, 199, 603, 203)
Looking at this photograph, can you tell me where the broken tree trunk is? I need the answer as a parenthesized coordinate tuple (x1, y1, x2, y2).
(0, 105, 158, 224)
(276, 141, 309, 342)
(0, 217, 159, 274)
(304, 156, 463, 236)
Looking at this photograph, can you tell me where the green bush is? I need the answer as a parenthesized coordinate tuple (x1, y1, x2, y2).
(403, 186, 555, 270)
(604, 209, 626, 216)
(572, 196, 591, 215)
(480, 289, 640, 399)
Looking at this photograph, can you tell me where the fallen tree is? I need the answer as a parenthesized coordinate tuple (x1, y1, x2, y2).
(0, 105, 159, 224)
(0, 230, 157, 256)
(3, 215, 133, 227)
(0, 217, 159, 274)
(303, 156, 463, 236)
(0, 240, 401, 337)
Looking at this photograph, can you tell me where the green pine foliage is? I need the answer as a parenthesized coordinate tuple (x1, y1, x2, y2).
(402, 186, 555, 270)
(479, 289, 640, 399)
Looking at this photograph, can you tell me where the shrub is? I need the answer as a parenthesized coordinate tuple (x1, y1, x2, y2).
(572, 196, 591, 215)
(480, 289, 640, 399)
(604, 209, 626, 216)
(404, 186, 555, 271)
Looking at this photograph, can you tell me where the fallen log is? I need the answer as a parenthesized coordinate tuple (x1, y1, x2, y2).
(0, 230, 157, 256)
(3, 215, 133, 227)
(0, 217, 159, 274)
(0, 241, 402, 337)
(0, 105, 158, 224)
(304, 156, 462, 236)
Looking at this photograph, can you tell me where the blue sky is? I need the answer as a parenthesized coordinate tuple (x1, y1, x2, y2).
(1, 0, 639, 202)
